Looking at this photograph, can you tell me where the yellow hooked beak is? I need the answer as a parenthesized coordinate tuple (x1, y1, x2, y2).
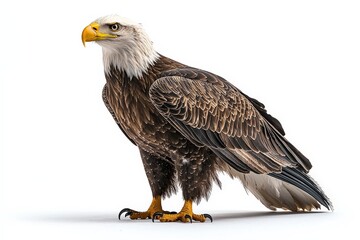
(81, 22, 117, 46)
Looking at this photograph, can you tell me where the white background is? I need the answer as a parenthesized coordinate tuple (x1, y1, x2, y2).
(1, 0, 359, 239)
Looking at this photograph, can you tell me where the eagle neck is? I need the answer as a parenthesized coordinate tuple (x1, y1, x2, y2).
(104, 55, 186, 89)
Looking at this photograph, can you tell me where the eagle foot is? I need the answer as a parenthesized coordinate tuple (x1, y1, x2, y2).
(152, 211, 212, 223)
(118, 208, 148, 220)
(152, 200, 213, 223)
(119, 208, 176, 220)
(118, 196, 175, 220)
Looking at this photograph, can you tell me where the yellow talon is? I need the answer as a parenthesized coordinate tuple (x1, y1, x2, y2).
(157, 200, 213, 223)
(119, 196, 164, 220)
(119, 198, 213, 222)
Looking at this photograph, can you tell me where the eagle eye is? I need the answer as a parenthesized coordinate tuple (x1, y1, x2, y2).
(109, 23, 121, 31)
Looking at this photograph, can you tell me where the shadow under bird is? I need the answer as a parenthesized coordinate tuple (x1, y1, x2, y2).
(81, 15, 332, 223)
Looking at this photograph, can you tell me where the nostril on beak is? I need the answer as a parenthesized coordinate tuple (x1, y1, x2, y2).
(92, 27, 98, 31)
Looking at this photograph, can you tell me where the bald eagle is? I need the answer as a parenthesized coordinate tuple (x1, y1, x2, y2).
(81, 15, 332, 223)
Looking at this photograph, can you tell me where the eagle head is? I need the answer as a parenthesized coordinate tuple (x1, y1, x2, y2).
(82, 15, 159, 79)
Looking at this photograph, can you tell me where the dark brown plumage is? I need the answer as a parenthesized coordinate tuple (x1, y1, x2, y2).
(82, 15, 332, 222)
(103, 57, 221, 202)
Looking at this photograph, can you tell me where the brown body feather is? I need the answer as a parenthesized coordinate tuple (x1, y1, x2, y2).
(103, 55, 331, 210)
(103, 56, 222, 202)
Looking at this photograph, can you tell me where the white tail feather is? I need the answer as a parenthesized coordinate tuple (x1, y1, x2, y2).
(226, 168, 321, 211)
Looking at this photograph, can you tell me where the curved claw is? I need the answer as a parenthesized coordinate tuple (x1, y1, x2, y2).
(152, 212, 163, 222)
(185, 214, 193, 223)
(118, 208, 132, 220)
(124, 211, 133, 218)
(203, 213, 213, 222)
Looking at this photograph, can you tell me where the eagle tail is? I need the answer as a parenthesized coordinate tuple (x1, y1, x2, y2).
(269, 167, 333, 210)
(228, 168, 333, 211)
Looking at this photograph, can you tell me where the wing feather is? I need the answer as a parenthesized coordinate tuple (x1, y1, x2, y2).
(148, 68, 332, 210)
(149, 68, 311, 173)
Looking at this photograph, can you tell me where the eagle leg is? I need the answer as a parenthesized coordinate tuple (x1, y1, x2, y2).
(152, 200, 212, 223)
(119, 196, 175, 220)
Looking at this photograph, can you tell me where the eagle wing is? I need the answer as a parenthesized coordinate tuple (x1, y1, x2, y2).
(149, 68, 312, 174)
(149, 68, 333, 210)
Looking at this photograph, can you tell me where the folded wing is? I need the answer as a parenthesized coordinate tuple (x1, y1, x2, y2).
(149, 68, 311, 174)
